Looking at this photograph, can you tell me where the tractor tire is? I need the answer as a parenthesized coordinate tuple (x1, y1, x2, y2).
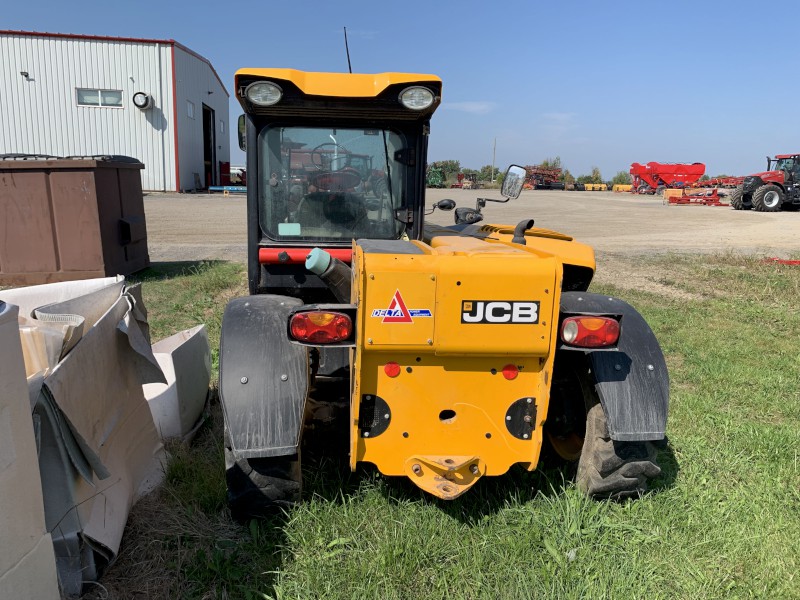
(752, 184, 785, 212)
(225, 429, 301, 520)
(730, 185, 752, 210)
(373, 177, 388, 199)
(576, 404, 661, 500)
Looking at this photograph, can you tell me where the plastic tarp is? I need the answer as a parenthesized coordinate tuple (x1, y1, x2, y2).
(0, 278, 167, 596)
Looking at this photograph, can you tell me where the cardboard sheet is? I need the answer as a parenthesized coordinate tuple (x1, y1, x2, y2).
(144, 325, 211, 440)
(0, 279, 168, 596)
(0, 301, 59, 600)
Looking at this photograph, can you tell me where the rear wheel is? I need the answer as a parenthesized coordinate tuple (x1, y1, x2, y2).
(576, 404, 661, 499)
(730, 185, 752, 210)
(752, 184, 784, 212)
(544, 359, 591, 464)
(547, 357, 662, 499)
(224, 428, 302, 521)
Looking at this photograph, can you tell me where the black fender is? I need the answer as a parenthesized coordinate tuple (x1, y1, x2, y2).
(219, 295, 308, 459)
(559, 291, 668, 442)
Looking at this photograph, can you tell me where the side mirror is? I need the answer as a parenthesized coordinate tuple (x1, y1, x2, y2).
(501, 165, 526, 199)
(238, 114, 247, 151)
(434, 199, 456, 211)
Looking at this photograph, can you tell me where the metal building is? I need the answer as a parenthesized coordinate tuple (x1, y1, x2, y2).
(0, 30, 230, 191)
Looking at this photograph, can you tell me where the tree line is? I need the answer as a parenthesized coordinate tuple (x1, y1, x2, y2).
(430, 157, 633, 187)
(431, 158, 735, 187)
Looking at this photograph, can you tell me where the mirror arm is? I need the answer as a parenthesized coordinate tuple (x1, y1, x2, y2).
(475, 197, 509, 210)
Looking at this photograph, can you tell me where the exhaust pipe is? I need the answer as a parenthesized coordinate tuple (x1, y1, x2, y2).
(306, 248, 352, 303)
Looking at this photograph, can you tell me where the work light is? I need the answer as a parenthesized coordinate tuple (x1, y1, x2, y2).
(245, 81, 283, 106)
(399, 86, 435, 110)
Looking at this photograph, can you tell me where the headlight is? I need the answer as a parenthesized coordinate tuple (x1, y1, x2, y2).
(399, 86, 435, 110)
(245, 81, 283, 106)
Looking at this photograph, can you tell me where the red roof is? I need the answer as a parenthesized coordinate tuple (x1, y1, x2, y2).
(0, 30, 228, 96)
(775, 154, 800, 159)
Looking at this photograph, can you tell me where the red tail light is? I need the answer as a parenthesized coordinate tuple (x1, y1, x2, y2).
(560, 316, 620, 348)
(290, 311, 352, 344)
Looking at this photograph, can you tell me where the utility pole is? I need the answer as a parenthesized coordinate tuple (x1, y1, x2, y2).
(491, 137, 496, 182)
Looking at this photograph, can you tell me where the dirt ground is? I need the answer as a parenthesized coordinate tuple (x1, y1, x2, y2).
(143, 188, 800, 289)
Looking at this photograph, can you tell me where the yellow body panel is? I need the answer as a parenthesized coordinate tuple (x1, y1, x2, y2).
(349, 225, 592, 498)
(235, 68, 441, 98)
(471, 225, 596, 273)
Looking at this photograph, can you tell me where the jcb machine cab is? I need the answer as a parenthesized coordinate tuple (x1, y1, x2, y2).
(220, 68, 668, 519)
(731, 153, 800, 211)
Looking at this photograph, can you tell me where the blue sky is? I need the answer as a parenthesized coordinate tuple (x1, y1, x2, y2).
(6, 0, 798, 179)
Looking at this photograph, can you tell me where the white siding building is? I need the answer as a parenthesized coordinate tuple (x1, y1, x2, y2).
(0, 31, 230, 191)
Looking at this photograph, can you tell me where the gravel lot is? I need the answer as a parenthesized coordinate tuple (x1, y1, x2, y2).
(144, 189, 800, 266)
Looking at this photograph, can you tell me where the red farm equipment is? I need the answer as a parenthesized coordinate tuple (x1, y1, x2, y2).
(730, 154, 800, 212)
(629, 162, 705, 195)
(666, 188, 727, 207)
(524, 165, 564, 190)
(693, 176, 743, 189)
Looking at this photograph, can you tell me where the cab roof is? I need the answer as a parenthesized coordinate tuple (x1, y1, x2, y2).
(235, 68, 441, 101)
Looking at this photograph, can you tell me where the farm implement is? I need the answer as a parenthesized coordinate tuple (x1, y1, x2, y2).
(630, 162, 705, 195)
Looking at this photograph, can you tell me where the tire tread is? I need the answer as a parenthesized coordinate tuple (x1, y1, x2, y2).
(577, 404, 661, 500)
(224, 433, 301, 520)
(752, 184, 784, 212)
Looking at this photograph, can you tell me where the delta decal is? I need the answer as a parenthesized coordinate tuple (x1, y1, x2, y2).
(371, 290, 432, 323)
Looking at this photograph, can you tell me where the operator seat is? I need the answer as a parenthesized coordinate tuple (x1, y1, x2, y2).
(295, 192, 368, 235)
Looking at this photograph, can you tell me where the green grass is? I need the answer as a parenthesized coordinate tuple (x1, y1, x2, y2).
(91, 255, 800, 600)
(130, 260, 247, 379)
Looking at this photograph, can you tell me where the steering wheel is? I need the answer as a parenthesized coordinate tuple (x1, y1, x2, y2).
(311, 143, 351, 172)
(309, 171, 362, 192)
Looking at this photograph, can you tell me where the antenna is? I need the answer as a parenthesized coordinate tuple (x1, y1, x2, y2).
(343, 27, 352, 73)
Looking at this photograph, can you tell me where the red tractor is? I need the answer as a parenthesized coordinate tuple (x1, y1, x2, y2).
(731, 154, 800, 211)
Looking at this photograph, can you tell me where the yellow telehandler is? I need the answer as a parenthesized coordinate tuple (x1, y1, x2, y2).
(219, 69, 667, 518)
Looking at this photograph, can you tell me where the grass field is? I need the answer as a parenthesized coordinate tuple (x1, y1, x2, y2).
(86, 255, 800, 600)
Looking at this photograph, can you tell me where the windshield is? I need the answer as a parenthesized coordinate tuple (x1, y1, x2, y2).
(773, 158, 797, 172)
(258, 126, 406, 242)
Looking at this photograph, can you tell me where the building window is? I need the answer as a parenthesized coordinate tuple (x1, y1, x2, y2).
(220, 120, 225, 133)
(76, 88, 123, 107)
(187, 101, 195, 119)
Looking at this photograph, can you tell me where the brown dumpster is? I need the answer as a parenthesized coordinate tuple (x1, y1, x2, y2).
(0, 157, 150, 286)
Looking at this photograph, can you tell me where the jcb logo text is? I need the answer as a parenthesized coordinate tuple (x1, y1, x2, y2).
(461, 300, 539, 324)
